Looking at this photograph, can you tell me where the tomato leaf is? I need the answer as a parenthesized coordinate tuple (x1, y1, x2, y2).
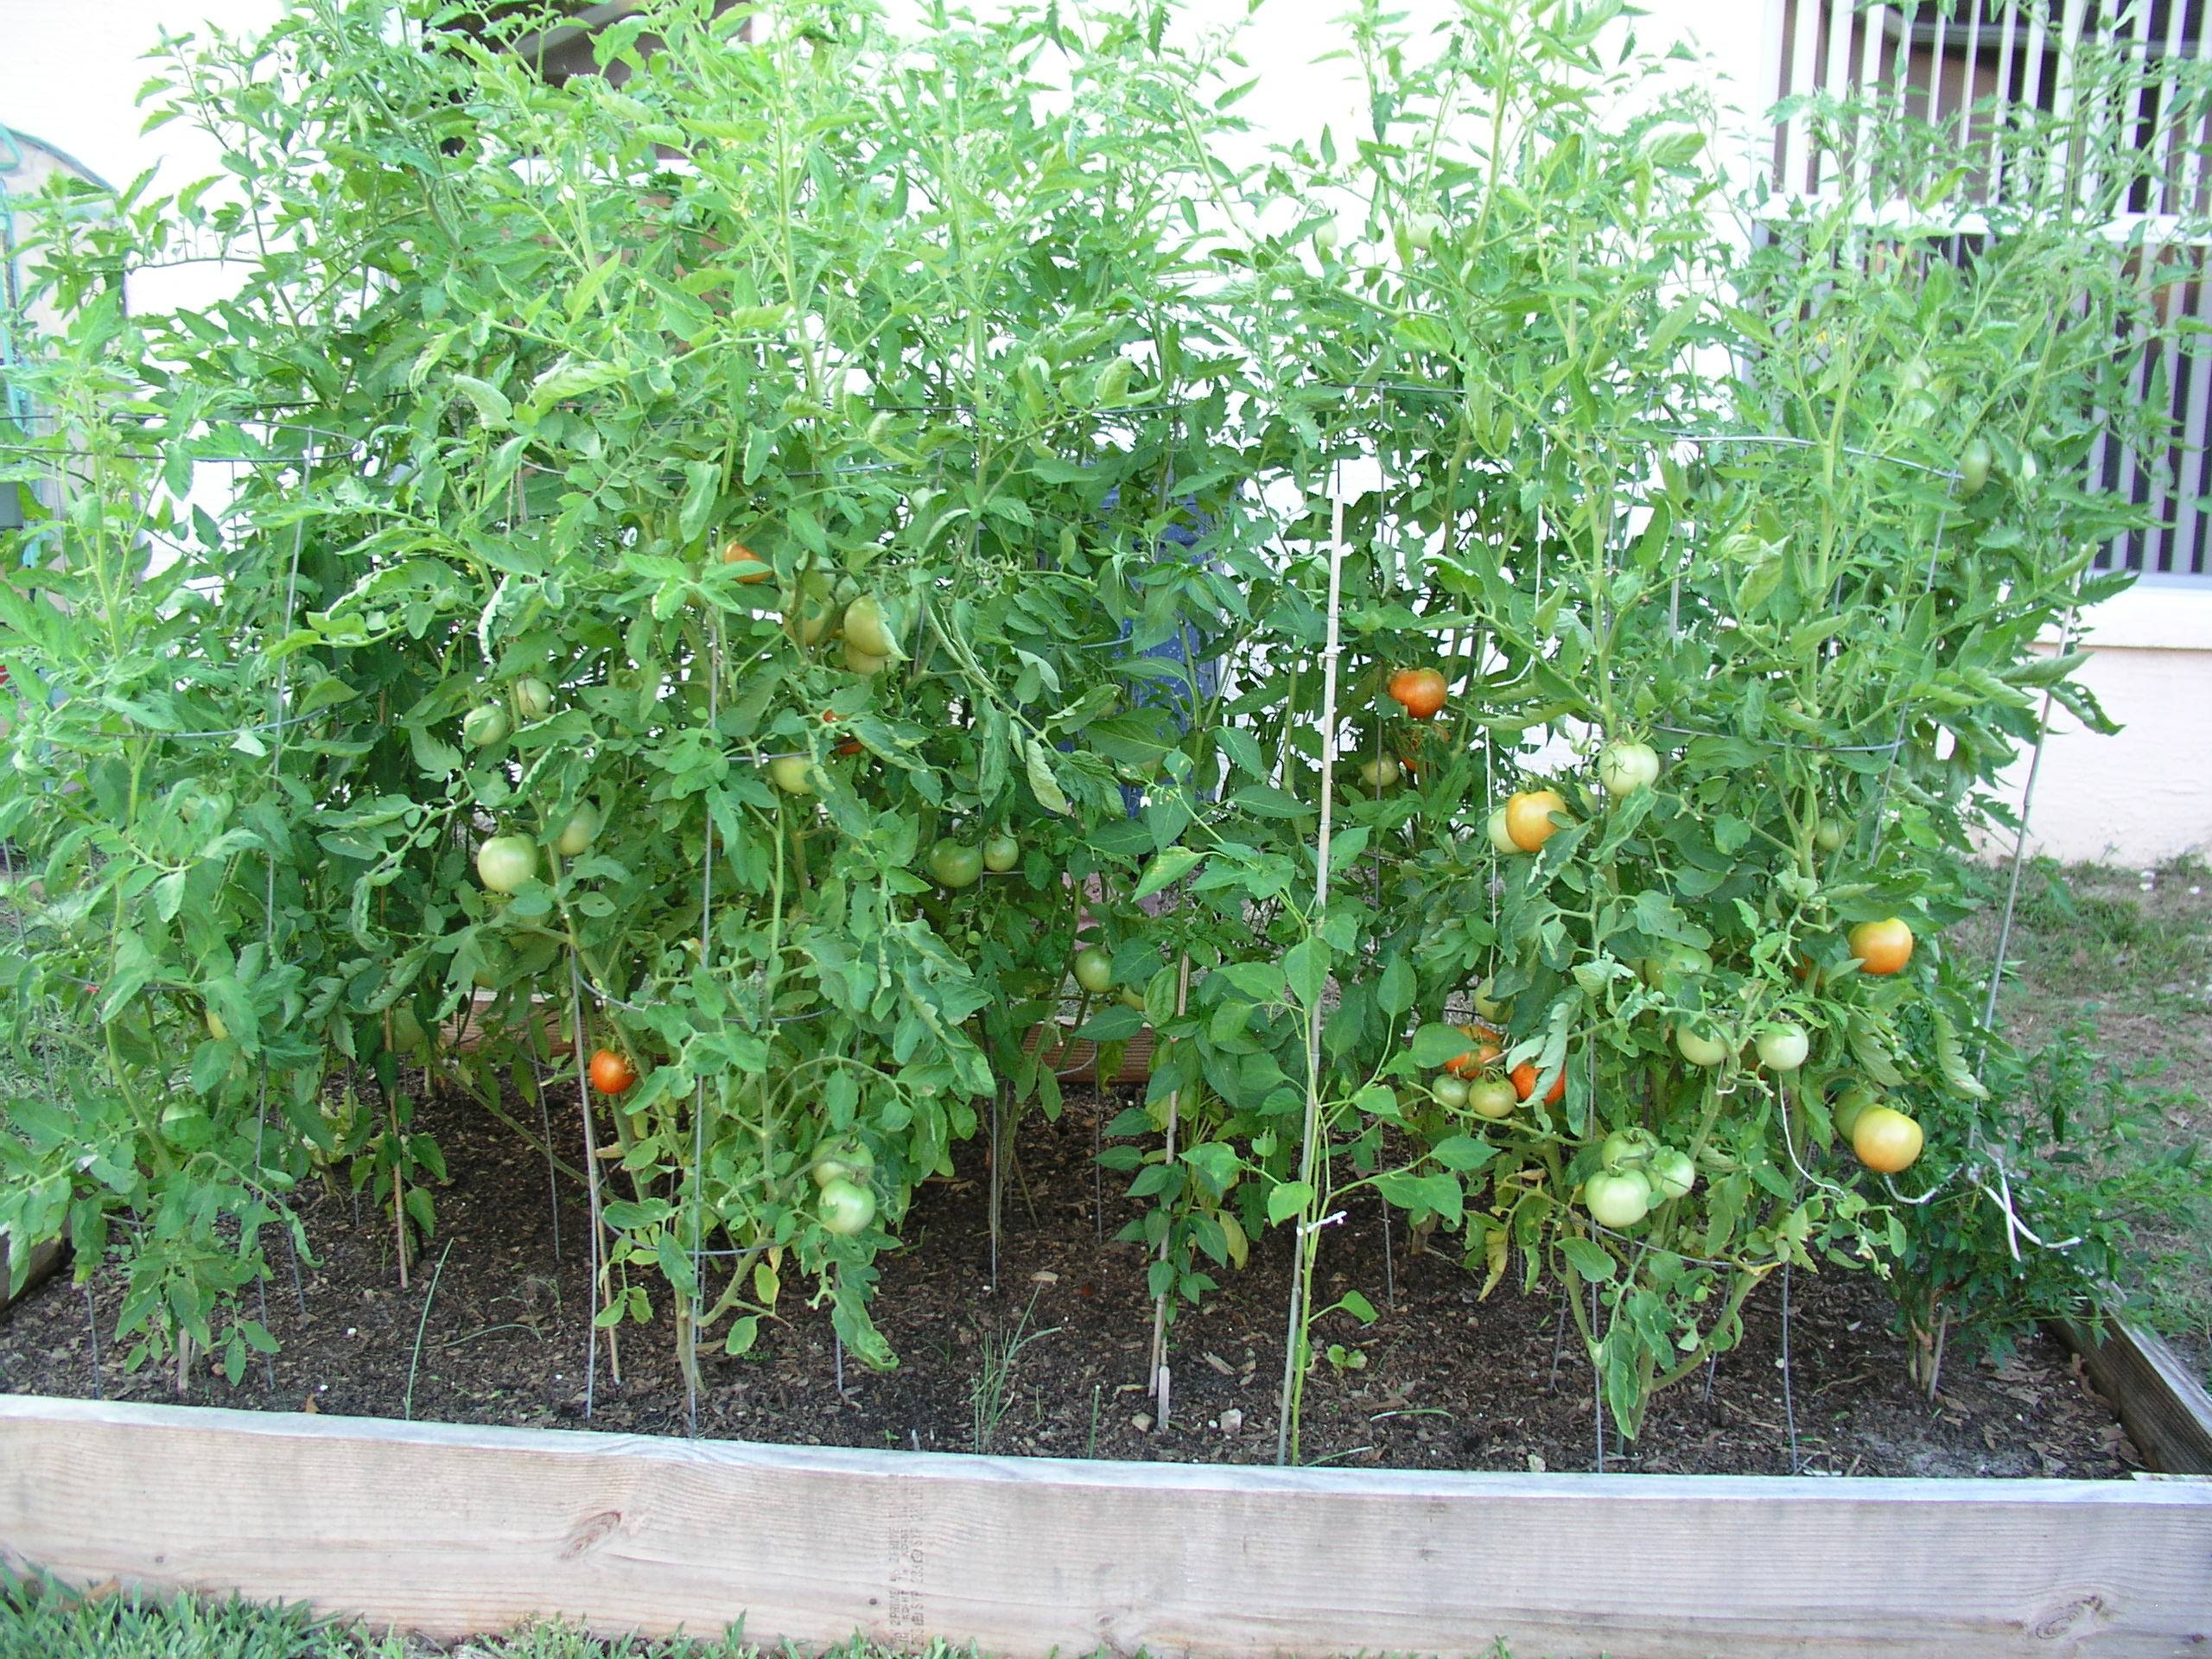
(1558, 1236, 1615, 1282)
(1023, 739, 1072, 816)
(1134, 847, 1203, 901)
(677, 458, 722, 543)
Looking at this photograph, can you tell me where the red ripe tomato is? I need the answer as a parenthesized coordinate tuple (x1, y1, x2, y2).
(1387, 668, 1448, 721)
(1511, 1059, 1567, 1104)
(1847, 918, 1915, 976)
(588, 1048, 637, 1096)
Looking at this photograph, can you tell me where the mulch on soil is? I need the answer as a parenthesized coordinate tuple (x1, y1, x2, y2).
(0, 1078, 2140, 1478)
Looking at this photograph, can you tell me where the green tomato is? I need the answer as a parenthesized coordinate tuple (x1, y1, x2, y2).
(768, 755, 817, 795)
(389, 1005, 427, 1052)
(1357, 755, 1402, 791)
(554, 803, 601, 858)
(1118, 985, 1148, 1013)
(1471, 976, 1506, 1022)
(1756, 1021, 1808, 1071)
(462, 703, 511, 748)
(1676, 1025, 1730, 1068)
(1071, 946, 1116, 995)
(1815, 819, 1847, 855)
(1832, 1084, 1879, 1140)
(843, 594, 898, 658)
(1486, 806, 1518, 855)
(1959, 435, 1993, 499)
(1584, 1169, 1652, 1230)
(810, 1137, 876, 1190)
(1597, 741, 1662, 794)
(927, 840, 983, 889)
(475, 835, 538, 894)
(982, 833, 1020, 873)
(818, 1176, 878, 1236)
(1599, 1127, 1658, 1171)
(1642, 944, 1713, 988)
(843, 640, 894, 677)
(1467, 1078, 1517, 1120)
(791, 571, 843, 645)
(1404, 211, 1447, 254)
(1649, 1147, 1696, 1201)
(1431, 1074, 1471, 1110)
(513, 677, 554, 721)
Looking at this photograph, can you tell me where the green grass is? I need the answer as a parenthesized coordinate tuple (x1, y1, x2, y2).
(1979, 855, 2212, 1009)
(0, 1580, 1524, 1659)
(0, 1576, 1010, 1659)
(1959, 855, 2212, 1375)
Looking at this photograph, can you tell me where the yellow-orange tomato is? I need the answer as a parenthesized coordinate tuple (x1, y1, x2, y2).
(1504, 788, 1570, 852)
(588, 1048, 638, 1096)
(721, 540, 772, 582)
(1510, 1059, 1567, 1105)
(1387, 667, 1447, 721)
(1847, 917, 1915, 976)
(1852, 1105, 1924, 1173)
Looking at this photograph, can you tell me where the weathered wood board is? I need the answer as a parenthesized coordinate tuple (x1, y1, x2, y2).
(1, 1395, 2207, 1656)
(2056, 1318, 2212, 1476)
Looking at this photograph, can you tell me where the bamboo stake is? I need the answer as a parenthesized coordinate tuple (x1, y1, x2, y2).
(1145, 950, 1193, 1422)
(1274, 485, 1348, 1468)
(565, 954, 607, 1421)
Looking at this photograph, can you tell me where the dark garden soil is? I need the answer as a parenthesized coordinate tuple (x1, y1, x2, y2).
(0, 1078, 2140, 1479)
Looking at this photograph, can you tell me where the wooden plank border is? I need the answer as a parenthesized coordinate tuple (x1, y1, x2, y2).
(2054, 1316, 2212, 1475)
(0, 1237, 63, 1317)
(1, 1395, 2207, 1656)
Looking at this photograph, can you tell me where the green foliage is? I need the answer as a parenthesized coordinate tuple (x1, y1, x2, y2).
(1885, 1001, 2210, 1382)
(1, 0, 2202, 1445)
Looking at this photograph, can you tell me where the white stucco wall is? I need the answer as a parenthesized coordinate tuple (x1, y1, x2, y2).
(4, 0, 2207, 866)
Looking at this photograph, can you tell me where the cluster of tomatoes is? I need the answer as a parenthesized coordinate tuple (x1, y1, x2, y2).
(1385, 658, 1929, 1234)
(1580, 1128, 1698, 1230)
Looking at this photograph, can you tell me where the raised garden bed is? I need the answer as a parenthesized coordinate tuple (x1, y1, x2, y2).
(2, 1393, 2208, 1657)
(0, 1085, 2164, 1479)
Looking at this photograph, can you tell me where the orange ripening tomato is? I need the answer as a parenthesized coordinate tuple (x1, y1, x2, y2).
(1504, 788, 1570, 852)
(721, 540, 772, 582)
(1510, 1060, 1567, 1104)
(1847, 917, 1914, 976)
(1446, 1030, 1504, 1078)
(1852, 1105, 1923, 1173)
(588, 1048, 638, 1096)
(1387, 667, 1448, 721)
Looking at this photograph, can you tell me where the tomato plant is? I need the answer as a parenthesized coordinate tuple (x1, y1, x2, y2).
(0, 0, 2183, 1440)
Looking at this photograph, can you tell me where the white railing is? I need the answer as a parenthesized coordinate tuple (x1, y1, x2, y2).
(1772, 0, 2212, 582)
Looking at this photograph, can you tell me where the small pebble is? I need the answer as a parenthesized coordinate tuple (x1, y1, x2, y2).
(1220, 1408, 1243, 1435)
(1131, 1412, 1154, 1433)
